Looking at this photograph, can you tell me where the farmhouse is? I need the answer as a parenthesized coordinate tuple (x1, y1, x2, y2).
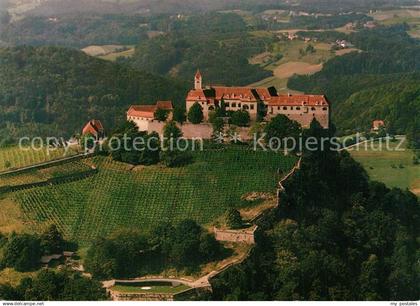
(186, 70, 275, 121)
(266, 94, 330, 128)
(82, 119, 104, 140)
(372, 119, 385, 131)
(127, 101, 173, 131)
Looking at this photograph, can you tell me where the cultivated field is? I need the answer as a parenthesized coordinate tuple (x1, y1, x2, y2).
(82, 45, 135, 61)
(7, 147, 296, 244)
(0, 146, 76, 172)
(273, 61, 323, 79)
(249, 39, 334, 91)
(350, 138, 419, 196)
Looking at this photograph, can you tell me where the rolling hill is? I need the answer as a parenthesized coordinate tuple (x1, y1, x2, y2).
(0, 45, 188, 143)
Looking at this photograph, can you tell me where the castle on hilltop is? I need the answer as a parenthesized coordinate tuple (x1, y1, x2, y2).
(186, 71, 330, 128)
(127, 71, 330, 134)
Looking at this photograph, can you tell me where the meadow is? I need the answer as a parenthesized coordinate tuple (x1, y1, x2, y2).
(249, 39, 334, 92)
(350, 138, 419, 196)
(7, 147, 296, 245)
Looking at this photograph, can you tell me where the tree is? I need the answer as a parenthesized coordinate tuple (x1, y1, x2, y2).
(225, 209, 243, 229)
(230, 110, 250, 127)
(40, 225, 65, 255)
(84, 238, 118, 279)
(163, 121, 183, 141)
(162, 121, 192, 167)
(173, 107, 186, 124)
(109, 122, 160, 166)
(3, 233, 41, 272)
(154, 108, 169, 122)
(212, 117, 225, 142)
(264, 114, 301, 151)
(4, 160, 11, 169)
(188, 102, 204, 124)
(0, 270, 108, 301)
(80, 133, 96, 150)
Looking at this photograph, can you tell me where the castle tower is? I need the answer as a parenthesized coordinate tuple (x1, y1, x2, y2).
(194, 70, 202, 90)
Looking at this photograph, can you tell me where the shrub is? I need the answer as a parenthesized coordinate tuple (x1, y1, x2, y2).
(173, 107, 186, 124)
(3, 233, 41, 272)
(230, 110, 251, 127)
(188, 102, 204, 124)
(154, 108, 169, 122)
(225, 209, 243, 229)
(40, 225, 65, 255)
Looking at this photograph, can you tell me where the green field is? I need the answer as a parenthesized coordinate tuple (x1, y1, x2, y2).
(0, 146, 77, 172)
(350, 138, 419, 196)
(7, 147, 296, 244)
(111, 283, 190, 294)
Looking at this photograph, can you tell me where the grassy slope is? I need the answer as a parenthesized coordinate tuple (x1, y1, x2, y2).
(0, 146, 76, 172)
(350, 138, 419, 195)
(6, 147, 296, 245)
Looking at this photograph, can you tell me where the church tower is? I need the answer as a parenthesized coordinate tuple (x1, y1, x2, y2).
(194, 70, 202, 90)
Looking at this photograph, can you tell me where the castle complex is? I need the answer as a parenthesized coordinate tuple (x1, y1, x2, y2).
(186, 71, 330, 128)
(127, 71, 330, 133)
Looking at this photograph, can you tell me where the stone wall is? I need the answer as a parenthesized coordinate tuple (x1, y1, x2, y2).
(213, 225, 257, 244)
(147, 121, 254, 141)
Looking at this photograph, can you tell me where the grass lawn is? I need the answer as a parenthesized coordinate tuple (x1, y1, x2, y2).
(350, 138, 419, 196)
(0, 146, 77, 172)
(111, 283, 190, 294)
(7, 146, 296, 244)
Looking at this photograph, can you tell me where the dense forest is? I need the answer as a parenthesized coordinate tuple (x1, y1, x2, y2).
(211, 122, 420, 301)
(288, 25, 420, 134)
(0, 14, 151, 47)
(0, 46, 187, 143)
(128, 12, 274, 86)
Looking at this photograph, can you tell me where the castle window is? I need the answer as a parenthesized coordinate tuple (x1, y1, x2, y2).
(238, 103, 241, 107)
(283, 107, 287, 110)
(290, 107, 294, 110)
(322, 107, 328, 111)
(225, 102, 230, 107)
(296, 107, 301, 110)
(311, 107, 316, 111)
(277, 106, 280, 110)
(250, 105, 254, 110)
(243, 105, 249, 110)
(232, 103, 237, 108)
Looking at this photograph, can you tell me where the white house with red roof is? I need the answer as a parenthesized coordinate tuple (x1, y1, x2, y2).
(127, 101, 173, 131)
(266, 94, 330, 128)
(82, 119, 105, 140)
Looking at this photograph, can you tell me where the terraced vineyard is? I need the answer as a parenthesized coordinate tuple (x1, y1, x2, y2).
(0, 161, 93, 188)
(11, 147, 297, 244)
(0, 146, 77, 172)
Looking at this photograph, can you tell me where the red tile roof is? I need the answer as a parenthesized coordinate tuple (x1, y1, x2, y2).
(82, 120, 104, 136)
(372, 120, 385, 129)
(127, 105, 156, 119)
(213, 86, 257, 102)
(127, 101, 173, 119)
(156, 100, 173, 110)
(186, 89, 208, 101)
(268, 94, 329, 106)
(195, 70, 202, 79)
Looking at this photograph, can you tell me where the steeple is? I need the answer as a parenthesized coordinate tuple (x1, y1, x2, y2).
(194, 69, 202, 90)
